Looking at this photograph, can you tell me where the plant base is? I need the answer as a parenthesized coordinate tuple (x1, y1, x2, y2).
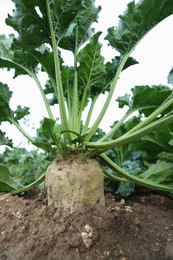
(45, 155, 105, 213)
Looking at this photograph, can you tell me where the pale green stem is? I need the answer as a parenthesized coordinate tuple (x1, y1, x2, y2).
(11, 172, 45, 195)
(32, 74, 54, 119)
(81, 96, 99, 135)
(125, 94, 173, 136)
(71, 24, 79, 133)
(85, 53, 130, 141)
(4, 58, 54, 120)
(85, 114, 173, 152)
(98, 109, 134, 142)
(103, 168, 127, 182)
(46, 0, 69, 134)
(100, 153, 173, 193)
(7, 117, 34, 143)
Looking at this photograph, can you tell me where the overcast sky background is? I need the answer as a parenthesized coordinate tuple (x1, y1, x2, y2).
(0, 0, 173, 150)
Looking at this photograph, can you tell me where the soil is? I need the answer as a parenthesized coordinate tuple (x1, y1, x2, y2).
(0, 190, 173, 260)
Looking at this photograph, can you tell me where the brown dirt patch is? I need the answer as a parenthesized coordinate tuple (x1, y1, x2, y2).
(0, 190, 173, 260)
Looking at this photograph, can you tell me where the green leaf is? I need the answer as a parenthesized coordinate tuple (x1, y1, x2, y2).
(0, 130, 13, 147)
(141, 126, 173, 152)
(132, 85, 173, 116)
(0, 82, 13, 122)
(58, 0, 101, 51)
(157, 151, 173, 162)
(117, 85, 172, 115)
(106, 0, 173, 55)
(116, 93, 131, 109)
(6, 0, 50, 49)
(139, 160, 173, 184)
(6, 0, 100, 52)
(168, 67, 173, 85)
(33, 118, 61, 151)
(0, 35, 38, 77)
(116, 182, 135, 197)
(14, 105, 30, 120)
(0, 165, 22, 192)
(105, 57, 138, 87)
(78, 32, 106, 99)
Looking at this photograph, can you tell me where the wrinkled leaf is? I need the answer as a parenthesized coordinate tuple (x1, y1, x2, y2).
(117, 85, 173, 116)
(157, 151, 173, 162)
(0, 35, 38, 77)
(6, 0, 100, 53)
(0, 82, 13, 122)
(106, 0, 173, 55)
(116, 182, 135, 197)
(14, 105, 30, 120)
(78, 32, 106, 99)
(105, 57, 138, 87)
(6, 0, 50, 49)
(0, 130, 13, 147)
(59, 0, 101, 51)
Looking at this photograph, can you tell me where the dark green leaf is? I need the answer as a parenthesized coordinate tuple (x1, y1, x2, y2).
(105, 0, 173, 55)
(33, 118, 61, 151)
(78, 32, 106, 99)
(0, 82, 13, 122)
(116, 93, 131, 109)
(32, 141, 53, 151)
(131, 85, 172, 116)
(6, 0, 100, 52)
(6, 0, 50, 49)
(128, 124, 173, 161)
(118, 85, 173, 115)
(0, 130, 13, 147)
(14, 105, 30, 120)
(141, 126, 173, 152)
(0, 165, 22, 192)
(0, 35, 38, 77)
(168, 67, 173, 85)
(105, 56, 138, 87)
(59, 0, 101, 51)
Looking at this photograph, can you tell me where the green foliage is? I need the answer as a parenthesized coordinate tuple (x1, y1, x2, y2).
(0, 165, 22, 192)
(105, 0, 173, 55)
(1, 0, 173, 195)
(33, 118, 61, 151)
(0, 147, 51, 190)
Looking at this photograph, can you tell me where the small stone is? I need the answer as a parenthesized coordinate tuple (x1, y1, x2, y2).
(124, 206, 132, 213)
(82, 224, 94, 248)
(84, 224, 93, 234)
(120, 199, 125, 206)
(82, 232, 93, 248)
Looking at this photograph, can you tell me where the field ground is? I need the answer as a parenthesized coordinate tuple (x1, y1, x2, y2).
(0, 190, 173, 260)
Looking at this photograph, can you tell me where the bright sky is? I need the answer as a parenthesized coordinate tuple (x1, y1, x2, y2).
(0, 0, 173, 150)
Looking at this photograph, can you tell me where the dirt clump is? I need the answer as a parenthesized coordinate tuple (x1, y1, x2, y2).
(0, 190, 173, 260)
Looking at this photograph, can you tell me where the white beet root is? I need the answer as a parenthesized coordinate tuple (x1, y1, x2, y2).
(45, 156, 105, 213)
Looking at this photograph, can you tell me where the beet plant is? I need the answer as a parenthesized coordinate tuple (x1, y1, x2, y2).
(1, 0, 173, 212)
